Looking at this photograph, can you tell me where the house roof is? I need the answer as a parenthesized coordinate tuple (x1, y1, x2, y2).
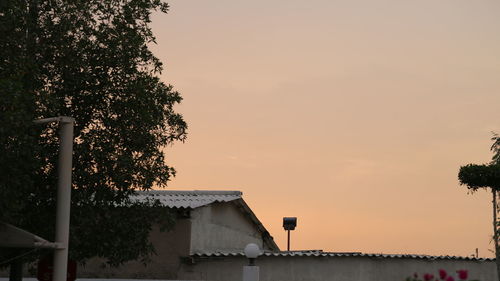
(0, 222, 58, 249)
(131, 190, 242, 209)
(191, 251, 494, 262)
(132, 190, 280, 251)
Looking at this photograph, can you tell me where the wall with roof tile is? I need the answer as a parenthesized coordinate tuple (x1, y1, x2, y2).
(178, 254, 496, 281)
(190, 202, 266, 254)
(76, 201, 272, 279)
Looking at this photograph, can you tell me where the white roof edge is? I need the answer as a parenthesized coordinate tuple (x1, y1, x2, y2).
(191, 251, 495, 261)
(0, 222, 55, 248)
(135, 190, 242, 196)
(131, 190, 243, 209)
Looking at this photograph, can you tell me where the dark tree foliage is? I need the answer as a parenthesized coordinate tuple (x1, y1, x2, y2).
(0, 0, 186, 266)
(459, 133, 500, 190)
(459, 164, 500, 191)
(458, 134, 500, 280)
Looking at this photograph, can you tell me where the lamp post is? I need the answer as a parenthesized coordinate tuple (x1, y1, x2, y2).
(34, 116, 74, 281)
(242, 243, 261, 281)
(283, 217, 297, 251)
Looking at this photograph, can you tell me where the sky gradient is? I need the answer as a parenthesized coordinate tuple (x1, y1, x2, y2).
(150, 0, 500, 257)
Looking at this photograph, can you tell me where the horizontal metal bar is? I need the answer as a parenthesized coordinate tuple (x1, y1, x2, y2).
(33, 116, 74, 125)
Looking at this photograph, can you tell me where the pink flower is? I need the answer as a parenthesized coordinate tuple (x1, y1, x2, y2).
(424, 273, 435, 281)
(445, 276, 455, 281)
(456, 270, 468, 280)
(439, 269, 448, 279)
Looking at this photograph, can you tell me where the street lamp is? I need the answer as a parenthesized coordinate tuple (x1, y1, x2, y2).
(242, 243, 261, 281)
(244, 243, 260, 265)
(34, 116, 74, 281)
(283, 217, 297, 251)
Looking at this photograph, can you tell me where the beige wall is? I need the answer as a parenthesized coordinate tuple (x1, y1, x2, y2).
(78, 218, 191, 279)
(189, 203, 266, 253)
(179, 255, 496, 281)
(77, 202, 271, 279)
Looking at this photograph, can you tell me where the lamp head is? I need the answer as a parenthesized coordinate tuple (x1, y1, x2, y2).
(283, 217, 297, 231)
(244, 243, 261, 259)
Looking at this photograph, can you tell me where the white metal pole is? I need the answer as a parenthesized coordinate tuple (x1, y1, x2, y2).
(52, 117, 74, 281)
(33, 116, 75, 281)
(242, 266, 259, 281)
(243, 243, 261, 281)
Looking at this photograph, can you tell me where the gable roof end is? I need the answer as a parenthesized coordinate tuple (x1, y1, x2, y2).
(132, 190, 280, 252)
(131, 190, 242, 209)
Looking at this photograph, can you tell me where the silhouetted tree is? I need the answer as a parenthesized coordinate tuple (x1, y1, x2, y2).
(458, 134, 500, 280)
(0, 0, 186, 268)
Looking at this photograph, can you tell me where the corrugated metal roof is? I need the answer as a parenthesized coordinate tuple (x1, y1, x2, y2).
(192, 251, 494, 261)
(131, 190, 280, 251)
(0, 222, 57, 249)
(131, 190, 242, 209)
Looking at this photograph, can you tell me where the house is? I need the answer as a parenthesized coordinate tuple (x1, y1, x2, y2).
(182, 251, 496, 281)
(80, 190, 497, 281)
(79, 190, 279, 279)
(4, 190, 495, 280)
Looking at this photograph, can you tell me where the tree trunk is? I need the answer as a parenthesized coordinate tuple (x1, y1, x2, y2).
(493, 189, 500, 281)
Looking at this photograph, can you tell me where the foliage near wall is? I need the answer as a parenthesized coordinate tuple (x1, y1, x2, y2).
(0, 0, 186, 266)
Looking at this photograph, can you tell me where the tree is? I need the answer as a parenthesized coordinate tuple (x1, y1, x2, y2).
(0, 0, 186, 268)
(458, 134, 500, 280)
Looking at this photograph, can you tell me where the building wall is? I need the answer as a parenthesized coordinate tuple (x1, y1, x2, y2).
(78, 218, 191, 279)
(178, 255, 497, 281)
(78, 202, 270, 279)
(189, 202, 266, 253)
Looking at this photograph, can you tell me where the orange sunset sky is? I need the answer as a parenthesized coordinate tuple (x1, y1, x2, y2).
(150, 0, 500, 257)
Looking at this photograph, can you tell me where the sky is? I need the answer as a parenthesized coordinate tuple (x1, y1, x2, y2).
(149, 0, 500, 258)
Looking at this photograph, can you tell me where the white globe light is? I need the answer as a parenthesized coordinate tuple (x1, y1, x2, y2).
(244, 243, 261, 259)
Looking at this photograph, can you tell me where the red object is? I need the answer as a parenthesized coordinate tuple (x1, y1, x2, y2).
(445, 276, 455, 281)
(439, 269, 448, 280)
(37, 257, 77, 281)
(457, 270, 468, 280)
(424, 273, 435, 281)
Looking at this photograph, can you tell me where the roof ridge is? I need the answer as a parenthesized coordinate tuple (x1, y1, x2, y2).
(130, 190, 243, 208)
(191, 251, 495, 261)
(136, 190, 242, 196)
